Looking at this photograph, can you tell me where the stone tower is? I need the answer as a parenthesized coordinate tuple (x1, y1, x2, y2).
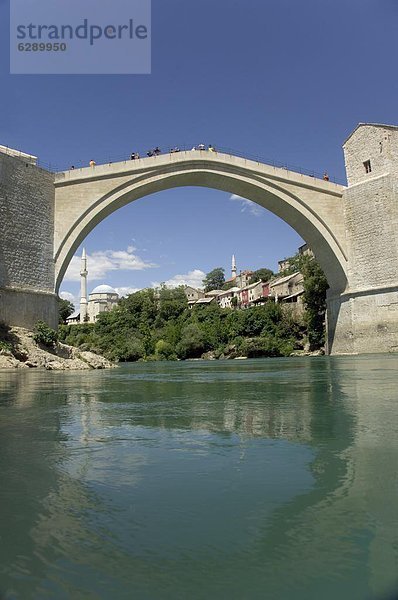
(80, 248, 88, 323)
(327, 123, 398, 353)
(231, 254, 237, 279)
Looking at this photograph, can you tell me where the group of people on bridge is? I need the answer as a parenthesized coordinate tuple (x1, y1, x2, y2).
(74, 147, 332, 180)
(129, 144, 217, 161)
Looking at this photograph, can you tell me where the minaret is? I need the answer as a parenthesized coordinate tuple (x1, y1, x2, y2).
(231, 254, 237, 279)
(80, 248, 88, 323)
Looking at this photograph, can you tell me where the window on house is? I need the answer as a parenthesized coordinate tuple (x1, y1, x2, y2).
(364, 160, 372, 174)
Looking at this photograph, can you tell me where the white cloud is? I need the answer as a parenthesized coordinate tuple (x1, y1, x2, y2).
(63, 247, 157, 282)
(152, 269, 205, 289)
(115, 286, 141, 297)
(230, 194, 263, 217)
(59, 291, 77, 309)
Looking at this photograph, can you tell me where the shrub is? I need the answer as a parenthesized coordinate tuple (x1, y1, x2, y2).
(176, 323, 207, 359)
(241, 336, 294, 358)
(33, 321, 58, 347)
(155, 339, 175, 360)
(0, 340, 12, 353)
(104, 338, 145, 362)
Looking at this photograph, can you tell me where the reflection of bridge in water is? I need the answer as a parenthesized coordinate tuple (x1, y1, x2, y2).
(0, 357, 398, 596)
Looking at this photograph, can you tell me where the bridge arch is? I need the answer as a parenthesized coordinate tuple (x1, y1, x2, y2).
(54, 152, 348, 294)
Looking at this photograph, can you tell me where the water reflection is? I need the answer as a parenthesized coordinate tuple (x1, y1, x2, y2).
(0, 357, 397, 599)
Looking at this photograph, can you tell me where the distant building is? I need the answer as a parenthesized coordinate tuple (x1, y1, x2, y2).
(236, 270, 253, 288)
(298, 243, 314, 259)
(205, 289, 224, 298)
(269, 272, 304, 303)
(218, 286, 240, 309)
(238, 281, 263, 308)
(183, 286, 205, 302)
(189, 296, 216, 309)
(278, 258, 291, 273)
(66, 311, 80, 325)
(87, 285, 119, 322)
(261, 282, 271, 301)
(196, 297, 216, 305)
(279, 244, 314, 273)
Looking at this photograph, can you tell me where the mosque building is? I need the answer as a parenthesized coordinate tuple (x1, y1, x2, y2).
(66, 249, 119, 324)
(86, 284, 119, 322)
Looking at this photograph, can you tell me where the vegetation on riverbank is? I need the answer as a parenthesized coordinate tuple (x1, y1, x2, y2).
(60, 295, 304, 361)
(59, 255, 328, 361)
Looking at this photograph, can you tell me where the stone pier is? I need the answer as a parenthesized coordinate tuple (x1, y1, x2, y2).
(0, 151, 58, 329)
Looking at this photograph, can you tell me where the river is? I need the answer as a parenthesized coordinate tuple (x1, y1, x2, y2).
(0, 356, 397, 599)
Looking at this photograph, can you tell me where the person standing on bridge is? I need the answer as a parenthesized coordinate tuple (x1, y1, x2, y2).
(89, 159, 96, 168)
(323, 172, 329, 181)
(208, 144, 216, 152)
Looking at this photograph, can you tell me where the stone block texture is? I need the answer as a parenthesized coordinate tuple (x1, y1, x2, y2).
(343, 174, 398, 291)
(0, 153, 57, 328)
(343, 124, 398, 186)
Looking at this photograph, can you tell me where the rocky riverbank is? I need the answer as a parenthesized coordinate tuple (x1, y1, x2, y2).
(0, 327, 115, 370)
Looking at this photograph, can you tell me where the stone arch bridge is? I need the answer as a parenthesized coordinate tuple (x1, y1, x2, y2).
(1, 123, 398, 354)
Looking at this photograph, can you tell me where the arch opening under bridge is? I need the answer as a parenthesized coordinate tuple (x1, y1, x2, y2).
(54, 151, 348, 297)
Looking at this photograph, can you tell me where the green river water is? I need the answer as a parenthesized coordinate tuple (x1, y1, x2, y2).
(0, 356, 398, 600)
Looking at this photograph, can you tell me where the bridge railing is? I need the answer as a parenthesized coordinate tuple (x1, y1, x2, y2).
(36, 145, 345, 185)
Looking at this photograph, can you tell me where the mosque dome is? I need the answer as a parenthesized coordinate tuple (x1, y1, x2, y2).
(90, 284, 118, 296)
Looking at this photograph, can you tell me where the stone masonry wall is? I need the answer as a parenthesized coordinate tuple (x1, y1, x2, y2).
(0, 152, 57, 328)
(343, 125, 398, 186)
(0, 153, 55, 292)
(343, 174, 398, 291)
(335, 123, 398, 353)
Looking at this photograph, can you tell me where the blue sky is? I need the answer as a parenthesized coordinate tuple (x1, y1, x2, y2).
(1, 0, 397, 306)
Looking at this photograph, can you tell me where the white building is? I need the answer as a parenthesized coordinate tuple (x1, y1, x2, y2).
(217, 286, 240, 309)
(87, 285, 119, 322)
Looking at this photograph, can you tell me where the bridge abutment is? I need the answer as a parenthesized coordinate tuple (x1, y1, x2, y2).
(0, 152, 58, 330)
(328, 124, 398, 354)
(326, 287, 398, 355)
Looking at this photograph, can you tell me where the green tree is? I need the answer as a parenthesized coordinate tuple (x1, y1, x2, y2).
(58, 280, 309, 362)
(176, 323, 207, 359)
(33, 321, 58, 347)
(155, 339, 175, 360)
(156, 286, 188, 325)
(249, 268, 273, 284)
(300, 256, 328, 350)
(203, 267, 225, 292)
(58, 297, 74, 324)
